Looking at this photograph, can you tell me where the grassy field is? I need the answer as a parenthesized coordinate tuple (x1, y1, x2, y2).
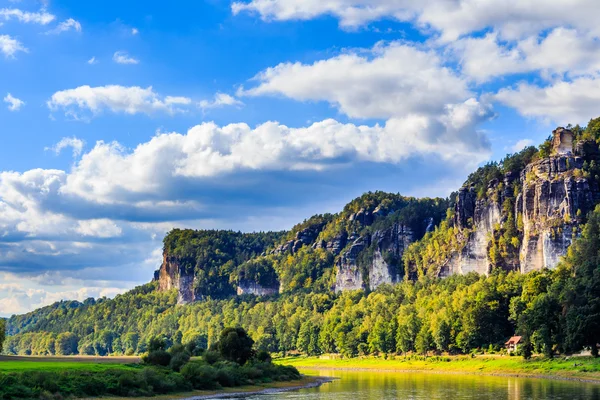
(277, 354, 600, 382)
(0, 355, 141, 372)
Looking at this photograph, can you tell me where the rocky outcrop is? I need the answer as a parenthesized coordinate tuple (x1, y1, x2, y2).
(156, 253, 197, 305)
(519, 155, 596, 272)
(334, 223, 415, 292)
(442, 152, 600, 277)
(236, 280, 279, 296)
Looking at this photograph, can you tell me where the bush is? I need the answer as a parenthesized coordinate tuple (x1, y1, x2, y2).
(204, 350, 221, 364)
(143, 350, 172, 367)
(256, 350, 272, 363)
(181, 363, 219, 390)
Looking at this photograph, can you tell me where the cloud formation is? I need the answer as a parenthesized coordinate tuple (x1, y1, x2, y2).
(47, 85, 192, 119)
(495, 77, 600, 124)
(199, 93, 244, 111)
(46, 18, 82, 34)
(0, 8, 55, 25)
(45, 137, 85, 157)
(0, 35, 27, 58)
(240, 42, 468, 119)
(4, 93, 24, 111)
(113, 51, 139, 65)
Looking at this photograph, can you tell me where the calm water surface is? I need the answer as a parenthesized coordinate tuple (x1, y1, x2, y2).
(244, 369, 600, 399)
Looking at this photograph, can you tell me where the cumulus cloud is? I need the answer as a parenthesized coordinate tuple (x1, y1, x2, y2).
(240, 42, 468, 119)
(0, 8, 55, 24)
(454, 29, 600, 82)
(76, 219, 122, 238)
(47, 85, 192, 118)
(87, 56, 98, 65)
(0, 35, 27, 58)
(113, 50, 139, 64)
(199, 93, 244, 111)
(495, 77, 600, 124)
(4, 93, 24, 111)
(46, 18, 81, 34)
(45, 137, 85, 157)
(232, 0, 600, 40)
(131, 28, 139, 35)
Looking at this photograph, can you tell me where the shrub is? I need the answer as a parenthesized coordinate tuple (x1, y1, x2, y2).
(181, 363, 219, 390)
(143, 350, 172, 367)
(204, 350, 221, 365)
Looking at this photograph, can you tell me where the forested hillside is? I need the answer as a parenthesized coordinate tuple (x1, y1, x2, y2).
(3, 120, 600, 358)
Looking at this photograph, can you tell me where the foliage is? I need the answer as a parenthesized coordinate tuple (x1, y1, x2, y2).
(0, 320, 5, 354)
(216, 327, 255, 365)
(163, 229, 285, 299)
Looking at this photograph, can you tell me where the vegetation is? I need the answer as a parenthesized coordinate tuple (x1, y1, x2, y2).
(279, 355, 600, 382)
(0, 327, 301, 400)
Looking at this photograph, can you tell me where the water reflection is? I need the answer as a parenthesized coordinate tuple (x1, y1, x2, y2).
(242, 369, 600, 400)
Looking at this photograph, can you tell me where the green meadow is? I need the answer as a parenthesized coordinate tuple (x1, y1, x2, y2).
(278, 355, 600, 382)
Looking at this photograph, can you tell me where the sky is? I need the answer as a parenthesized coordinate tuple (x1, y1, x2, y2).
(2, 0, 600, 317)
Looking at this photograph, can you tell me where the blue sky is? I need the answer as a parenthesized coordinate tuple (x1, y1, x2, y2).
(1, 0, 599, 316)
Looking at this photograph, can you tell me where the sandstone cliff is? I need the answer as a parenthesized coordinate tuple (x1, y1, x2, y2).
(440, 142, 600, 277)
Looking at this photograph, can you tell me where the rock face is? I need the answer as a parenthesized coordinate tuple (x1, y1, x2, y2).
(157, 253, 197, 305)
(519, 155, 596, 272)
(334, 223, 415, 292)
(236, 280, 279, 296)
(441, 152, 600, 277)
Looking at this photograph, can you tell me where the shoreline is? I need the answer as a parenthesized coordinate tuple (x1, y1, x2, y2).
(277, 355, 600, 385)
(293, 365, 600, 385)
(180, 377, 334, 400)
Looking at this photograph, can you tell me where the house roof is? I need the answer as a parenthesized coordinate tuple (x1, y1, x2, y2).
(505, 336, 523, 345)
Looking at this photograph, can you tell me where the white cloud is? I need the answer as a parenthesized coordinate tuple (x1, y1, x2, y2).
(131, 27, 139, 35)
(240, 41, 468, 119)
(47, 85, 192, 118)
(0, 35, 27, 58)
(113, 50, 139, 65)
(0, 8, 55, 24)
(232, 0, 600, 41)
(454, 29, 600, 82)
(4, 93, 24, 111)
(76, 219, 122, 238)
(495, 77, 600, 125)
(87, 56, 98, 65)
(45, 137, 85, 157)
(46, 18, 81, 34)
(199, 93, 244, 110)
(511, 139, 535, 153)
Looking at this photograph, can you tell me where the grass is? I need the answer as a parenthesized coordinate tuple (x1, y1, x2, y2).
(0, 355, 141, 372)
(277, 354, 600, 382)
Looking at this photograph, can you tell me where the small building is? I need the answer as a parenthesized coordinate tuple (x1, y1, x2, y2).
(505, 336, 523, 353)
(552, 127, 574, 155)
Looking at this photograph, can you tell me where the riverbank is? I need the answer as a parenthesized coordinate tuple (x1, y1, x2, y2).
(85, 376, 332, 400)
(277, 355, 600, 383)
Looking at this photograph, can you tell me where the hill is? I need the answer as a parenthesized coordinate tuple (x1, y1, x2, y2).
(3, 119, 600, 359)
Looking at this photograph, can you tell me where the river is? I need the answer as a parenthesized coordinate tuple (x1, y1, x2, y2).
(243, 370, 600, 399)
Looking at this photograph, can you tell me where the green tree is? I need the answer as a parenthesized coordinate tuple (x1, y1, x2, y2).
(0, 319, 6, 354)
(55, 332, 79, 355)
(217, 327, 255, 365)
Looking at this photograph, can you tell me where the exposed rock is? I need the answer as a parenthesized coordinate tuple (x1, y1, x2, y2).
(334, 223, 415, 292)
(443, 153, 600, 277)
(236, 280, 279, 296)
(326, 231, 348, 255)
(334, 236, 369, 292)
(552, 127, 574, 155)
(157, 253, 197, 305)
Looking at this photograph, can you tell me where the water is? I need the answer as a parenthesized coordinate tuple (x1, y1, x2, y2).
(243, 369, 600, 399)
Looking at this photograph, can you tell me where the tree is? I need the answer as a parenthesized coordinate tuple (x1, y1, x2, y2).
(217, 327, 255, 365)
(0, 319, 6, 354)
(55, 332, 79, 355)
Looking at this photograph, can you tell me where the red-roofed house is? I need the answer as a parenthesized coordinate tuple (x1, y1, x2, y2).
(505, 336, 523, 353)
